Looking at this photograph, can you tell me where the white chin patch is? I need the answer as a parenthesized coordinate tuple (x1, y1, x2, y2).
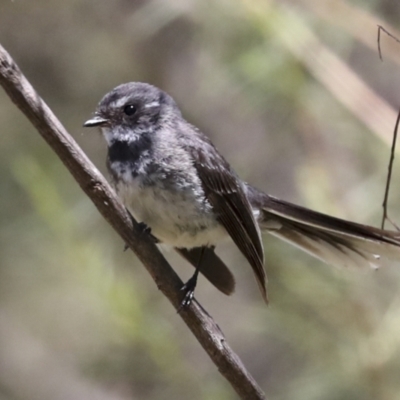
(101, 127, 137, 145)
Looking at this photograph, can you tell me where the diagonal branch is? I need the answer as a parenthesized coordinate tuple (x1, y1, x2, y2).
(0, 44, 266, 400)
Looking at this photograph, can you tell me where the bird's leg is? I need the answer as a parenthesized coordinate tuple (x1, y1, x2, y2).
(124, 211, 158, 251)
(178, 246, 206, 311)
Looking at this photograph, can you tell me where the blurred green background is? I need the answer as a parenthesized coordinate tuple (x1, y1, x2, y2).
(1, 0, 400, 399)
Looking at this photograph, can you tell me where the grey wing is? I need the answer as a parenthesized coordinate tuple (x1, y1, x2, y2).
(187, 139, 267, 302)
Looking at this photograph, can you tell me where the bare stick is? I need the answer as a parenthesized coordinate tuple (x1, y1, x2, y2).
(381, 109, 400, 230)
(0, 44, 266, 400)
(377, 25, 400, 61)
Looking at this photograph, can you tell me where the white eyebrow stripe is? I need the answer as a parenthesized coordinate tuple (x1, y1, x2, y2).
(112, 96, 131, 109)
(111, 98, 159, 109)
(144, 101, 160, 108)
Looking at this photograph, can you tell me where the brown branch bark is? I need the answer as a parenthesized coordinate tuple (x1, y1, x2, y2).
(0, 44, 266, 400)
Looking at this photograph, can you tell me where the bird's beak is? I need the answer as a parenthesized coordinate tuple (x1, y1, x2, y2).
(83, 116, 109, 128)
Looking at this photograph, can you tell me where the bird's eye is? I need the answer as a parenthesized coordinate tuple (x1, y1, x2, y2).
(123, 104, 137, 116)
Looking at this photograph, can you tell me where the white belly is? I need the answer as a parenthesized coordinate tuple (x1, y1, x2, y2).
(113, 167, 227, 248)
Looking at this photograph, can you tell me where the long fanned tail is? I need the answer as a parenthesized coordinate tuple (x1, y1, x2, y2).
(247, 186, 400, 269)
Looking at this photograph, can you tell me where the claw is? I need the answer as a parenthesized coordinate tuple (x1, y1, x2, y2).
(123, 222, 158, 252)
(177, 275, 198, 312)
(137, 222, 159, 243)
(137, 222, 152, 236)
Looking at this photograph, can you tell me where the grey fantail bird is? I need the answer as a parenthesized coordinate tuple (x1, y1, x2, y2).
(84, 82, 400, 306)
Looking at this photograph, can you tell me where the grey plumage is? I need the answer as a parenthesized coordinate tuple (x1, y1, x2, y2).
(84, 82, 400, 304)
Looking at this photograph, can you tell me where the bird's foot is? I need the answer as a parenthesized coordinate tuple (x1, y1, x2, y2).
(177, 275, 198, 312)
(124, 222, 158, 251)
(137, 221, 152, 236)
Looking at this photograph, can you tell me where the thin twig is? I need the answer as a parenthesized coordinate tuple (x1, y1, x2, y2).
(378, 24, 382, 61)
(377, 25, 400, 61)
(0, 43, 266, 400)
(381, 108, 400, 230)
(377, 25, 400, 230)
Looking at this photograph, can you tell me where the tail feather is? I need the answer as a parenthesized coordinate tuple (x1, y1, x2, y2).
(175, 246, 236, 295)
(267, 219, 383, 269)
(247, 186, 400, 269)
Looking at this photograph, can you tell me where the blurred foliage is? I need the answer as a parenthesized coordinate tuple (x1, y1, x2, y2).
(1, 0, 400, 399)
